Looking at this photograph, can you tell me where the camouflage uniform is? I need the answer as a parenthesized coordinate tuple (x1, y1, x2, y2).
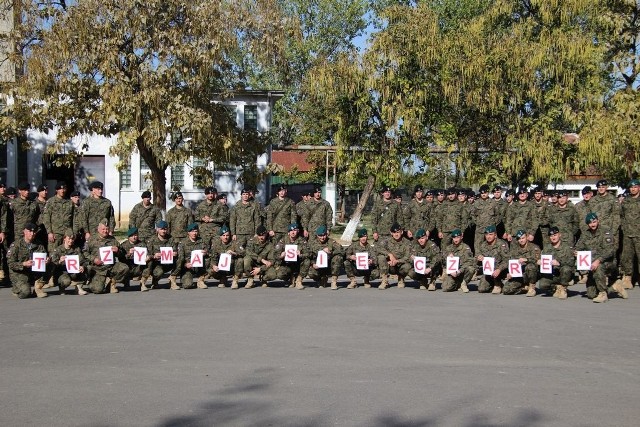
(376, 235, 411, 287)
(50, 243, 87, 293)
(230, 201, 262, 248)
(266, 196, 297, 243)
(84, 233, 129, 293)
(441, 240, 476, 292)
(532, 199, 549, 248)
(35, 197, 48, 244)
(81, 196, 116, 236)
(11, 197, 38, 241)
(209, 236, 244, 285)
(344, 239, 380, 284)
(166, 205, 194, 243)
(574, 198, 594, 237)
(620, 192, 640, 282)
(505, 200, 539, 238)
(129, 202, 163, 243)
(177, 236, 210, 289)
(476, 237, 509, 293)
(435, 199, 464, 246)
(243, 236, 287, 284)
(119, 237, 149, 285)
(407, 238, 443, 287)
(274, 234, 310, 285)
(503, 241, 541, 295)
(42, 195, 74, 251)
(7, 238, 47, 299)
(304, 198, 333, 239)
(471, 197, 498, 251)
(574, 225, 617, 299)
(538, 241, 575, 295)
(195, 199, 226, 243)
(590, 192, 620, 235)
(307, 236, 344, 285)
(546, 203, 580, 246)
(296, 198, 310, 232)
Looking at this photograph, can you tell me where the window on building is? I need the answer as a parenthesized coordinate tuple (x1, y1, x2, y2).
(244, 105, 257, 131)
(120, 161, 131, 189)
(192, 157, 209, 189)
(171, 164, 184, 189)
(0, 144, 7, 185)
(140, 157, 152, 190)
(225, 105, 237, 126)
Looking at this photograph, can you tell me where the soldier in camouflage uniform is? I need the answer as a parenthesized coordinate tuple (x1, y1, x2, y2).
(303, 185, 334, 240)
(537, 227, 574, 299)
(50, 228, 88, 295)
(176, 223, 210, 290)
(166, 191, 194, 243)
(217, 193, 230, 226)
(476, 225, 509, 294)
(129, 190, 163, 244)
(230, 187, 262, 248)
(84, 220, 129, 294)
(441, 228, 475, 293)
(266, 185, 297, 244)
(34, 184, 49, 244)
(243, 225, 287, 288)
(209, 225, 244, 289)
(504, 187, 539, 243)
(195, 187, 226, 244)
(492, 186, 508, 238)
(274, 223, 309, 289)
(296, 190, 312, 235)
(574, 186, 594, 238)
(574, 213, 627, 303)
(471, 184, 499, 253)
(81, 181, 116, 241)
(531, 186, 549, 248)
(43, 182, 74, 252)
(408, 228, 442, 290)
(69, 191, 84, 247)
(404, 185, 433, 240)
(344, 228, 379, 289)
(590, 179, 620, 236)
(375, 222, 410, 290)
(435, 188, 465, 247)
(619, 179, 640, 289)
(307, 225, 344, 289)
(144, 220, 180, 291)
(503, 230, 541, 296)
(12, 182, 38, 244)
(7, 222, 49, 298)
(546, 190, 580, 246)
(370, 185, 402, 242)
(118, 227, 149, 290)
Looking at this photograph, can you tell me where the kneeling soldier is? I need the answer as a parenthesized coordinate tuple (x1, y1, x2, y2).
(537, 227, 574, 299)
(146, 220, 180, 291)
(476, 225, 509, 294)
(377, 223, 410, 289)
(275, 223, 309, 290)
(503, 229, 541, 296)
(441, 229, 475, 293)
(307, 225, 344, 289)
(119, 227, 149, 290)
(243, 225, 287, 288)
(344, 228, 379, 289)
(210, 225, 244, 289)
(177, 223, 209, 289)
(7, 222, 49, 298)
(50, 228, 88, 295)
(84, 219, 129, 294)
(408, 228, 442, 290)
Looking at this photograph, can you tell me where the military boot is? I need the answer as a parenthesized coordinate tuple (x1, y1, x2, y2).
(34, 280, 48, 298)
(419, 278, 428, 290)
(363, 276, 371, 288)
(526, 284, 537, 297)
(244, 277, 255, 289)
(379, 274, 388, 290)
(611, 280, 628, 299)
(556, 285, 568, 300)
(319, 276, 328, 288)
(593, 291, 608, 303)
(330, 276, 338, 290)
(295, 275, 305, 290)
(169, 275, 181, 290)
(218, 277, 228, 288)
(139, 276, 150, 292)
(72, 281, 88, 296)
(109, 278, 119, 293)
(289, 276, 296, 288)
(491, 285, 502, 295)
(428, 281, 436, 291)
(196, 276, 208, 289)
(43, 275, 55, 289)
(0, 269, 4, 281)
(347, 277, 357, 289)
(460, 280, 469, 293)
(231, 276, 239, 289)
(621, 275, 633, 290)
(397, 277, 405, 289)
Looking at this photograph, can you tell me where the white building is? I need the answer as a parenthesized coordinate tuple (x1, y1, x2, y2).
(1, 90, 284, 228)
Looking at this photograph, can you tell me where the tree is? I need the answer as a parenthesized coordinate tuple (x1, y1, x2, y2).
(0, 0, 288, 209)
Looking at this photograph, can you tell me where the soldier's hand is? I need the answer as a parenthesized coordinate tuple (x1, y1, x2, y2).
(426, 268, 432, 274)
(269, 230, 275, 236)
(0, 232, 4, 243)
(477, 255, 484, 261)
(232, 235, 237, 241)
(23, 260, 34, 267)
(94, 257, 102, 266)
(251, 267, 261, 276)
(85, 232, 91, 240)
(519, 258, 527, 264)
(438, 232, 443, 239)
(552, 259, 560, 266)
(591, 259, 600, 271)
(111, 246, 118, 252)
(154, 252, 161, 259)
(48, 233, 55, 243)
(492, 269, 501, 278)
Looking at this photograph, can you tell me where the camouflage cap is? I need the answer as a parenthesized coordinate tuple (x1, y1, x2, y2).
(585, 212, 598, 224)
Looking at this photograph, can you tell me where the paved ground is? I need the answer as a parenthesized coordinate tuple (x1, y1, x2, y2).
(1, 277, 639, 427)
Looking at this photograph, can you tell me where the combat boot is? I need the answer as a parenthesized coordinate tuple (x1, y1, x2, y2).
(43, 276, 55, 289)
(556, 285, 568, 300)
(139, 276, 150, 292)
(289, 276, 296, 288)
(419, 278, 428, 290)
(72, 281, 88, 296)
(244, 277, 255, 289)
(330, 276, 338, 290)
(593, 291, 608, 303)
(318, 276, 328, 288)
(379, 274, 388, 290)
(491, 285, 502, 294)
(611, 280, 628, 299)
(231, 276, 239, 289)
(460, 281, 469, 293)
(621, 275, 633, 290)
(428, 281, 436, 291)
(218, 277, 228, 288)
(196, 276, 208, 289)
(347, 277, 357, 289)
(363, 276, 371, 288)
(397, 277, 405, 288)
(169, 275, 181, 290)
(34, 280, 48, 298)
(0, 269, 4, 281)
(109, 278, 119, 293)
(526, 284, 537, 297)
(295, 275, 305, 290)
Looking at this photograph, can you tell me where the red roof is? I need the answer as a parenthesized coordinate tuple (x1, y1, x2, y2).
(271, 150, 313, 172)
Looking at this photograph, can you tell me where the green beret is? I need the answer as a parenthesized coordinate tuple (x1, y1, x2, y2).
(127, 227, 139, 237)
(451, 229, 462, 238)
(484, 225, 497, 234)
(357, 228, 368, 238)
(585, 212, 598, 224)
(514, 230, 526, 239)
(186, 222, 199, 232)
(415, 228, 427, 238)
(316, 225, 327, 235)
(220, 225, 230, 235)
(628, 179, 640, 187)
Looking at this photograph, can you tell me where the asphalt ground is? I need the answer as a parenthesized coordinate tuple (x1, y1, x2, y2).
(1, 276, 639, 427)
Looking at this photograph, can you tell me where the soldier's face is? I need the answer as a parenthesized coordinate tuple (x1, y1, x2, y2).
(188, 229, 199, 240)
(63, 235, 75, 247)
(518, 235, 528, 246)
(158, 227, 168, 238)
(142, 196, 151, 205)
(597, 185, 607, 195)
(257, 233, 267, 243)
(38, 190, 47, 198)
(128, 233, 138, 243)
(629, 185, 639, 196)
(23, 228, 36, 242)
(480, 192, 489, 199)
(382, 190, 391, 200)
(92, 187, 103, 197)
(206, 192, 215, 200)
(457, 194, 466, 202)
(70, 195, 80, 205)
(391, 229, 403, 240)
(484, 232, 496, 244)
(314, 190, 322, 200)
(97, 223, 109, 237)
(242, 192, 250, 202)
(359, 235, 368, 244)
(447, 193, 456, 201)
(583, 192, 592, 201)
(437, 194, 444, 201)
(418, 235, 428, 245)
(518, 192, 528, 202)
(494, 190, 502, 198)
(452, 235, 463, 245)
(415, 190, 423, 200)
(288, 229, 298, 239)
(549, 232, 560, 244)
(588, 218, 599, 231)
(534, 191, 543, 201)
(175, 196, 184, 206)
(221, 232, 231, 243)
(558, 195, 568, 206)
(278, 189, 287, 198)
(506, 195, 514, 202)
(56, 188, 66, 197)
(219, 197, 227, 205)
(19, 189, 29, 199)
(426, 194, 433, 201)
(316, 234, 328, 244)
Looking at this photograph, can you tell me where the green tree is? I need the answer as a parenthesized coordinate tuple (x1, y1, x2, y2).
(0, 0, 287, 209)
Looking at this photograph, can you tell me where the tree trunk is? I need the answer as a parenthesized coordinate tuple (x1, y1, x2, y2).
(339, 175, 376, 244)
(138, 140, 168, 211)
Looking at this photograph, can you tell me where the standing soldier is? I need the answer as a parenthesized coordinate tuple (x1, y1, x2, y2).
(50, 228, 88, 295)
(476, 225, 509, 294)
(537, 227, 575, 299)
(129, 190, 163, 244)
(145, 220, 180, 291)
(69, 190, 84, 247)
(35, 184, 49, 244)
(435, 188, 464, 247)
(166, 191, 194, 244)
(84, 219, 129, 294)
(81, 181, 116, 241)
(344, 228, 379, 289)
(7, 222, 49, 298)
(408, 228, 442, 291)
(574, 213, 627, 303)
(296, 190, 312, 235)
(266, 184, 297, 244)
(471, 184, 498, 253)
(503, 230, 540, 296)
(195, 187, 225, 244)
(230, 187, 262, 248)
(370, 185, 402, 242)
(12, 182, 38, 243)
(118, 227, 150, 290)
(546, 190, 580, 246)
(531, 186, 549, 248)
(590, 179, 620, 235)
(307, 225, 344, 290)
(217, 193, 230, 226)
(504, 187, 539, 243)
(43, 181, 74, 252)
(274, 223, 309, 290)
(209, 225, 244, 289)
(619, 179, 640, 289)
(404, 185, 432, 240)
(303, 185, 334, 240)
(441, 229, 475, 293)
(177, 223, 210, 290)
(492, 186, 508, 238)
